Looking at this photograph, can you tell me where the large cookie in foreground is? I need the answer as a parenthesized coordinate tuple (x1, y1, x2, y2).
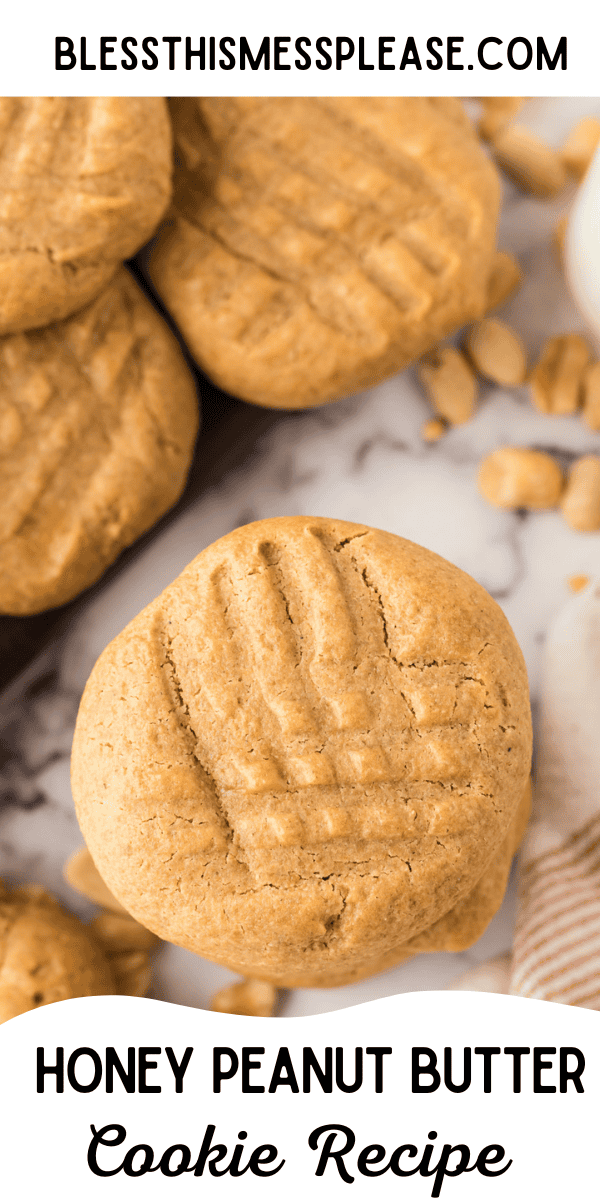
(72, 517, 531, 987)
(0, 268, 199, 615)
(149, 97, 500, 409)
(0, 97, 172, 335)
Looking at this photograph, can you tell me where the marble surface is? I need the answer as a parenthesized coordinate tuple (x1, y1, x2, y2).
(1, 97, 600, 1019)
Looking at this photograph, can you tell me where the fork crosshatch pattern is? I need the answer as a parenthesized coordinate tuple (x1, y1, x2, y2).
(72, 517, 531, 987)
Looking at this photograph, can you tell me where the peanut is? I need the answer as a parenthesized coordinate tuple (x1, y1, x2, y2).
(64, 847, 127, 913)
(465, 318, 527, 386)
(211, 978, 278, 1018)
(418, 346, 477, 425)
(486, 250, 523, 312)
(478, 447, 564, 510)
(493, 124, 568, 198)
(110, 950, 152, 997)
(91, 911, 159, 954)
(560, 456, 600, 531)
(568, 573, 590, 593)
(553, 214, 568, 260)
(529, 334, 592, 415)
(561, 117, 600, 179)
(421, 417, 446, 442)
(582, 361, 600, 430)
(478, 97, 524, 141)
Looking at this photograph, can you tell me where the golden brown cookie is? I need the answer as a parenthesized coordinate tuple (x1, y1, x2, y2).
(0, 267, 199, 615)
(0, 98, 172, 335)
(149, 97, 501, 409)
(0, 884, 114, 1023)
(72, 517, 531, 987)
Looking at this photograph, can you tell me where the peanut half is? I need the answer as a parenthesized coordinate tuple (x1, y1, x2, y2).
(485, 251, 523, 312)
(418, 347, 477, 426)
(478, 97, 524, 141)
(90, 912, 159, 998)
(493, 124, 568, 198)
(560, 456, 600, 531)
(530, 334, 592, 415)
(465, 318, 527, 386)
(582, 361, 600, 431)
(478, 447, 564, 510)
(561, 117, 600, 179)
(64, 847, 128, 914)
(211, 978, 278, 1018)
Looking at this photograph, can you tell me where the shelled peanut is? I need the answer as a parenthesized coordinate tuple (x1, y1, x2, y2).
(465, 318, 527, 386)
(417, 347, 477, 427)
(64, 846, 158, 997)
(91, 912, 159, 997)
(485, 251, 524, 312)
(211, 978, 278, 1018)
(530, 335, 592, 415)
(478, 448, 564, 510)
(560, 456, 600, 531)
(477, 98, 524, 142)
(561, 117, 600, 179)
(492, 124, 568, 198)
(478, 448, 600, 533)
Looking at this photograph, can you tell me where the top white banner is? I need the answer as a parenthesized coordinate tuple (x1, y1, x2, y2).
(0, 0, 591, 97)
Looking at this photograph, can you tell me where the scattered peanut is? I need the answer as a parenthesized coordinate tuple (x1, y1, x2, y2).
(568, 573, 590, 593)
(560, 455, 600, 531)
(465, 318, 527, 386)
(110, 950, 153, 997)
(91, 911, 159, 954)
(582, 361, 600, 430)
(561, 117, 600, 179)
(422, 417, 447, 442)
(418, 347, 477, 426)
(492, 124, 568, 198)
(478, 97, 524, 141)
(64, 847, 128, 913)
(553, 214, 568, 260)
(211, 978, 278, 1018)
(485, 251, 523, 312)
(478, 447, 564, 510)
(529, 334, 592, 415)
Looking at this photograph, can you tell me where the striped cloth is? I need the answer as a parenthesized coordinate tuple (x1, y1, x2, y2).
(450, 579, 600, 1008)
(512, 813, 600, 1006)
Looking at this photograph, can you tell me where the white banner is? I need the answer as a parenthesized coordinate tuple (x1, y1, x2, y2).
(2, 991, 598, 1196)
(0, 0, 589, 96)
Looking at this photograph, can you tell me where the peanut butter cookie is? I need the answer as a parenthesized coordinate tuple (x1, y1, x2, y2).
(149, 97, 500, 409)
(72, 517, 531, 987)
(0, 884, 114, 1023)
(0, 267, 199, 615)
(0, 97, 172, 334)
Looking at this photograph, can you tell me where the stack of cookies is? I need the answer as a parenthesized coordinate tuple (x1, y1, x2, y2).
(0, 98, 199, 616)
(2, 97, 532, 1001)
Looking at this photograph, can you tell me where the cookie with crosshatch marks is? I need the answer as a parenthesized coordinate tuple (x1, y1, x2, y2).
(0, 267, 199, 615)
(71, 517, 531, 987)
(149, 97, 501, 409)
(0, 97, 172, 335)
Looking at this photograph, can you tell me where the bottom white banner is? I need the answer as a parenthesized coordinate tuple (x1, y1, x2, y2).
(1, 991, 596, 1196)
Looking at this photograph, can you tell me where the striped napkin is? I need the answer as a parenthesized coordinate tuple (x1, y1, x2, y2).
(450, 579, 600, 1008)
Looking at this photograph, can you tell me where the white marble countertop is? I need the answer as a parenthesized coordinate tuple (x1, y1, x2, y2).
(1, 97, 600, 1018)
